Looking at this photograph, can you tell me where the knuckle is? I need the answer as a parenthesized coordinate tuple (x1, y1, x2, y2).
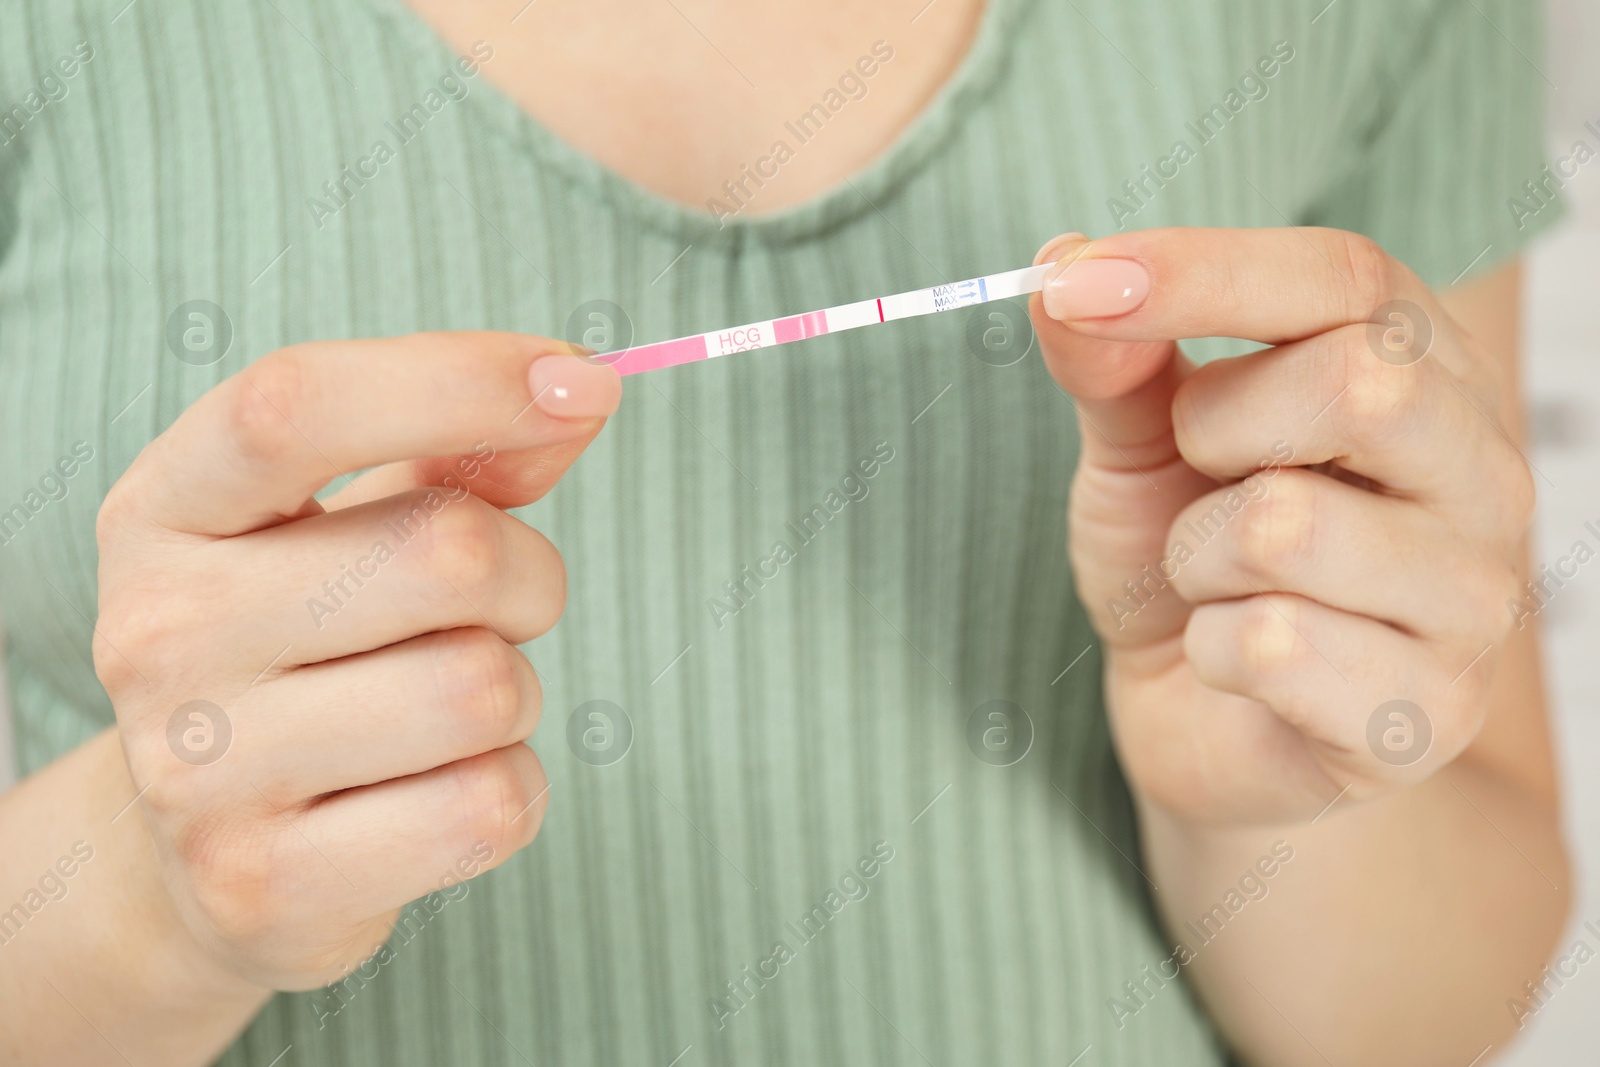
(418, 497, 503, 599)
(435, 630, 530, 745)
(454, 751, 536, 854)
(92, 629, 143, 696)
(1338, 336, 1428, 445)
(1181, 606, 1225, 681)
(93, 599, 183, 695)
(1240, 595, 1304, 677)
(95, 480, 139, 550)
(1233, 473, 1319, 574)
(173, 815, 280, 945)
(227, 350, 310, 466)
(140, 767, 206, 823)
(1328, 230, 1396, 318)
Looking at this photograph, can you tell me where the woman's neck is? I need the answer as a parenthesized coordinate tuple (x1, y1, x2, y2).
(400, 0, 988, 213)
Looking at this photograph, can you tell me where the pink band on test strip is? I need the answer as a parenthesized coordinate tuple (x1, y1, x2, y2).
(610, 335, 707, 375)
(773, 311, 830, 345)
(772, 316, 804, 345)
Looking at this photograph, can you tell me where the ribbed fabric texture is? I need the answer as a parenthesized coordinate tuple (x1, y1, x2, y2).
(0, 1, 1555, 1064)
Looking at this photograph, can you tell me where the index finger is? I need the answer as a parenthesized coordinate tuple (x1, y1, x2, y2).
(114, 332, 620, 537)
(1040, 226, 1443, 348)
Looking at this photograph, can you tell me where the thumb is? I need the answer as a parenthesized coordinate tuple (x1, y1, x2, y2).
(1028, 233, 1189, 472)
(1031, 233, 1210, 651)
(324, 352, 618, 511)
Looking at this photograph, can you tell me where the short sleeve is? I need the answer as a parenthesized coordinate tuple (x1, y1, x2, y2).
(1305, 0, 1561, 289)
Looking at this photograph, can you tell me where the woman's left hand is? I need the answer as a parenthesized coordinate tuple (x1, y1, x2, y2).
(1030, 226, 1533, 825)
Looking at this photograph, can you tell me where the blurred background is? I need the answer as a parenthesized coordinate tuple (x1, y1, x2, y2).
(1501, 0, 1600, 1062)
(0, 1, 1594, 1063)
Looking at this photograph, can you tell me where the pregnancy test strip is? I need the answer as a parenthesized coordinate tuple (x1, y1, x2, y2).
(606, 263, 1051, 376)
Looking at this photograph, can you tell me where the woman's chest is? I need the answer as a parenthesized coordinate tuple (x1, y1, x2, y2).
(398, 0, 990, 214)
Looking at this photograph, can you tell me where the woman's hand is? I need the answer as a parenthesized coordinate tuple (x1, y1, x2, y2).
(1030, 227, 1532, 825)
(93, 332, 619, 990)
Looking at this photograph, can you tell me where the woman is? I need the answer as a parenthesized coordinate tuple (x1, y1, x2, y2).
(0, 0, 1569, 1064)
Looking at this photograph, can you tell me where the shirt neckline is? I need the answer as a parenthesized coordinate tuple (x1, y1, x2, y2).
(355, 0, 1028, 248)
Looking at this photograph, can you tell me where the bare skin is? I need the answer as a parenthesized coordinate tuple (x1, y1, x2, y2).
(0, 337, 621, 1065)
(403, 0, 991, 213)
(0, 2, 1567, 1065)
(1032, 237, 1565, 1066)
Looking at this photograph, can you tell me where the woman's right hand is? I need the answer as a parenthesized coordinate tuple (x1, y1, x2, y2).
(92, 331, 619, 991)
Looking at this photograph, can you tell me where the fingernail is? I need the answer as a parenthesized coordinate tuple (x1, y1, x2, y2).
(1042, 256, 1150, 321)
(527, 355, 621, 419)
(1034, 233, 1088, 266)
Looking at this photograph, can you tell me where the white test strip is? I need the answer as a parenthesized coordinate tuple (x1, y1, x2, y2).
(604, 263, 1051, 376)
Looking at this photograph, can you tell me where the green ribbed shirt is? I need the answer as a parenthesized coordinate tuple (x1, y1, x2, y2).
(0, 0, 1556, 1063)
